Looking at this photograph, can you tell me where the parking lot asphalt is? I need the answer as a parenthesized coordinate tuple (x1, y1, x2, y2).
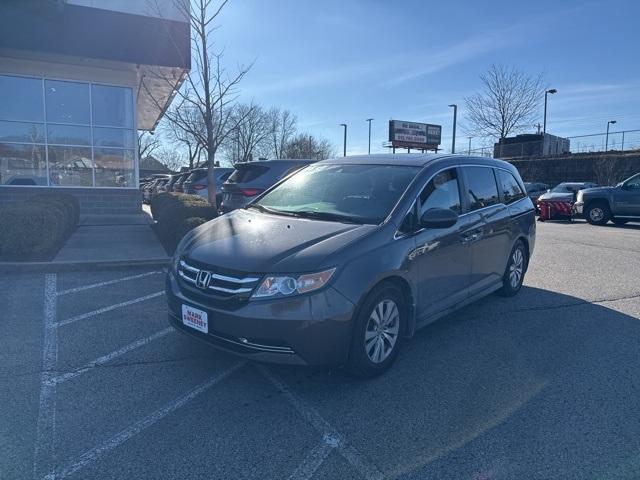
(2, 220, 640, 480)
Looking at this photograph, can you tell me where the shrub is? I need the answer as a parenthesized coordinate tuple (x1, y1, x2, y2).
(151, 193, 218, 252)
(0, 194, 79, 260)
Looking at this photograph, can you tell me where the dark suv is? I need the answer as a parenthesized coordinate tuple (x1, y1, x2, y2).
(166, 154, 535, 376)
(220, 159, 315, 212)
(575, 172, 640, 225)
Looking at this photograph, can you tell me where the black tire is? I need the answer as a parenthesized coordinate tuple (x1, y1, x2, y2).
(585, 202, 611, 225)
(613, 218, 629, 226)
(346, 283, 407, 378)
(498, 241, 527, 297)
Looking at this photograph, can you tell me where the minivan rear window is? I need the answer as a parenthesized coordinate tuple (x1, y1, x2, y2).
(227, 164, 270, 183)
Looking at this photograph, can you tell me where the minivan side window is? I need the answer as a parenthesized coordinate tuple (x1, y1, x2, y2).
(418, 168, 461, 215)
(462, 166, 500, 211)
(497, 169, 526, 204)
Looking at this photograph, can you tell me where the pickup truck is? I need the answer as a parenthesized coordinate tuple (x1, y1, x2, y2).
(574, 173, 640, 225)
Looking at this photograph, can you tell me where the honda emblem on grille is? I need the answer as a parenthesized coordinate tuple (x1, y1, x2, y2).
(195, 270, 211, 289)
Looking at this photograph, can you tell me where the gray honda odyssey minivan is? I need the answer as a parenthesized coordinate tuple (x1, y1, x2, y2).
(166, 154, 536, 376)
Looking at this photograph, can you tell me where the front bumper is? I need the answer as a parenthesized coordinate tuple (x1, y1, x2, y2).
(573, 201, 584, 215)
(166, 271, 356, 366)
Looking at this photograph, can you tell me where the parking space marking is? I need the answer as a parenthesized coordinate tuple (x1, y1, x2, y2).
(57, 271, 163, 296)
(289, 434, 339, 480)
(33, 274, 58, 480)
(49, 327, 174, 386)
(56, 291, 165, 327)
(45, 361, 246, 480)
(258, 365, 384, 480)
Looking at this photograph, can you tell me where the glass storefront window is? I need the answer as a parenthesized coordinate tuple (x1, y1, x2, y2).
(94, 148, 135, 187)
(0, 121, 45, 144)
(45, 80, 91, 125)
(0, 143, 47, 186)
(0, 75, 136, 188)
(47, 124, 91, 146)
(0, 76, 44, 122)
(91, 84, 134, 128)
(93, 127, 135, 149)
(47, 146, 94, 187)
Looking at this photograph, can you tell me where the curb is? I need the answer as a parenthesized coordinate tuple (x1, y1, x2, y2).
(0, 258, 170, 274)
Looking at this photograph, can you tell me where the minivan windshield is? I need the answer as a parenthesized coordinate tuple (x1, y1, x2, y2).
(252, 164, 420, 224)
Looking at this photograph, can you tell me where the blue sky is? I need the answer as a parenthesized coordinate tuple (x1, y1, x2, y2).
(213, 0, 640, 155)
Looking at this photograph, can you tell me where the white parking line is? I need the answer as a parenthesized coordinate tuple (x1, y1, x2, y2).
(288, 434, 339, 480)
(49, 327, 174, 386)
(57, 271, 163, 296)
(258, 365, 384, 480)
(45, 361, 246, 480)
(56, 291, 165, 327)
(33, 273, 58, 480)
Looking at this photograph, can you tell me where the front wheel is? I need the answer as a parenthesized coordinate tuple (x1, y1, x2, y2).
(346, 283, 406, 378)
(585, 202, 611, 225)
(498, 241, 527, 297)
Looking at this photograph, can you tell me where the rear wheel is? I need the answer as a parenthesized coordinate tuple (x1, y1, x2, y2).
(346, 283, 406, 378)
(585, 202, 611, 225)
(498, 241, 527, 297)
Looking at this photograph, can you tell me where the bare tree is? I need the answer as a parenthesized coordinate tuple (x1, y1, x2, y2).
(283, 133, 335, 160)
(464, 65, 545, 140)
(147, 0, 252, 207)
(267, 107, 297, 159)
(155, 147, 186, 172)
(138, 131, 160, 161)
(161, 104, 205, 168)
(226, 102, 270, 163)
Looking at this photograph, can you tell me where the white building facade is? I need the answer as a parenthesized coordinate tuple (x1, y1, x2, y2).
(0, 0, 189, 214)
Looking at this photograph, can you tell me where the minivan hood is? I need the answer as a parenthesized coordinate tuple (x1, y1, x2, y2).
(183, 209, 377, 273)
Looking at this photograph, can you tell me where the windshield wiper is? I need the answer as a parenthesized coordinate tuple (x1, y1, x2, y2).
(288, 210, 363, 224)
(247, 204, 298, 217)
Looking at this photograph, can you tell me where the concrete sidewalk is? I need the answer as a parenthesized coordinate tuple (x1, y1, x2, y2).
(53, 212, 169, 264)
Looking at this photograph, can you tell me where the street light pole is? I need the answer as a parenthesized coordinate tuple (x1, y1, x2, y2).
(448, 104, 457, 153)
(365, 118, 374, 155)
(543, 88, 557, 136)
(468, 136, 472, 155)
(339, 123, 347, 157)
(605, 120, 617, 151)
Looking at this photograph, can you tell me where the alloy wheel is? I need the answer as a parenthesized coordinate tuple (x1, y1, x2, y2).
(589, 207, 604, 222)
(364, 299, 400, 363)
(509, 248, 524, 289)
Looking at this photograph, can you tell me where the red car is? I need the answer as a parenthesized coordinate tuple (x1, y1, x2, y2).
(537, 182, 598, 221)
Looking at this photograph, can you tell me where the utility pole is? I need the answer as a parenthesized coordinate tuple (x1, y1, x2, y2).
(448, 104, 457, 153)
(365, 118, 374, 155)
(543, 89, 557, 135)
(339, 123, 347, 157)
(605, 120, 617, 151)
(468, 136, 472, 155)
(535, 123, 542, 135)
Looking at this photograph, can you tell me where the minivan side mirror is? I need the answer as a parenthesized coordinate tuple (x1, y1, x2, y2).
(420, 208, 458, 229)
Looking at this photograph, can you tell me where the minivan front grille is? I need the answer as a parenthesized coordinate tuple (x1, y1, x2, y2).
(178, 259, 261, 299)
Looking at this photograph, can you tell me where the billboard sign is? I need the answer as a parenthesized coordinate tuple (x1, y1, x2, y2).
(388, 120, 442, 148)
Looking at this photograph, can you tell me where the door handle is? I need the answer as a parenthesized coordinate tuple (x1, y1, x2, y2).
(460, 229, 482, 244)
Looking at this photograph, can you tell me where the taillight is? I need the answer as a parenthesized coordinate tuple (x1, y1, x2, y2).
(239, 188, 263, 197)
(193, 184, 206, 190)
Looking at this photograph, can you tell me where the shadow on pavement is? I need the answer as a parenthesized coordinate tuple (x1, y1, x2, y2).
(263, 286, 640, 480)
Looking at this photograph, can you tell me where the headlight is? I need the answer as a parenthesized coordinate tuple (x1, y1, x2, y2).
(172, 251, 181, 273)
(251, 268, 336, 299)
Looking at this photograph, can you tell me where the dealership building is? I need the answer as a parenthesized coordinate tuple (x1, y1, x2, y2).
(0, 0, 189, 214)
